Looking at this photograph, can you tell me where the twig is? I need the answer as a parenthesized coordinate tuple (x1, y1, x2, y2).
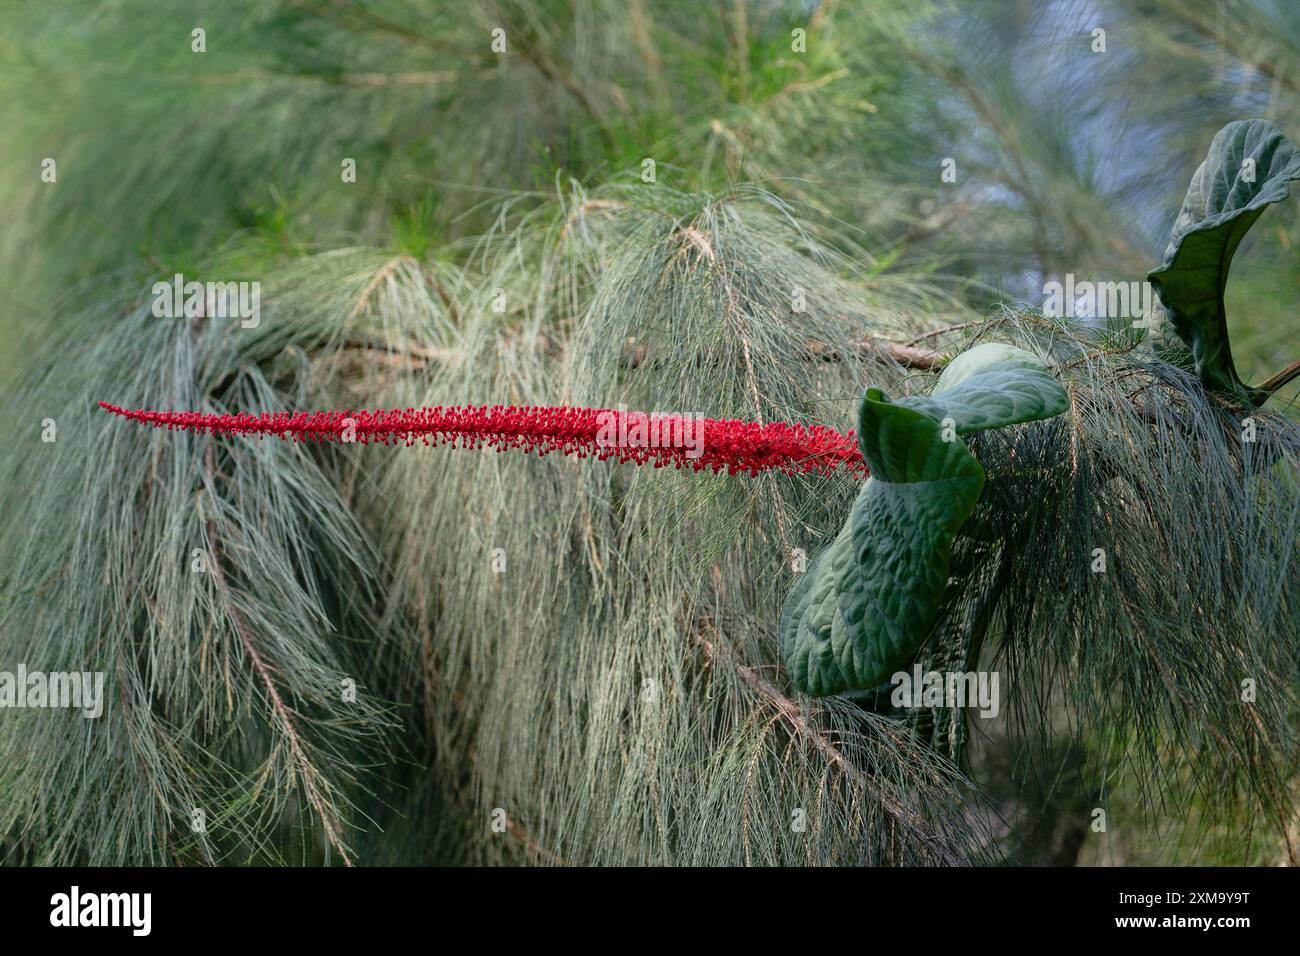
(188, 69, 460, 87)
(1260, 358, 1300, 395)
(506, 817, 567, 866)
(803, 338, 944, 369)
(347, 256, 416, 323)
(1156, 0, 1300, 94)
(427, 273, 461, 324)
(343, 338, 463, 366)
(201, 449, 355, 865)
(337, 332, 940, 373)
(291, 0, 486, 62)
(905, 320, 985, 346)
(514, 41, 613, 143)
(694, 633, 965, 865)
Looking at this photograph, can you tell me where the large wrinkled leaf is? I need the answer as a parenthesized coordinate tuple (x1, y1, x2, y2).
(781, 345, 1068, 697)
(780, 394, 983, 697)
(897, 342, 1070, 431)
(1147, 119, 1300, 406)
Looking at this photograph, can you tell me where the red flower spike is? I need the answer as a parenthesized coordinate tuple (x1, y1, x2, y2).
(98, 402, 868, 479)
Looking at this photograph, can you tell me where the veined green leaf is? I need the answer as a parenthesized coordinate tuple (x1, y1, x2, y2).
(781, 345, 1068, 697)
(1147, 119, 1300, 406)
(780, 394, 983, 697)
(897, 342, 1071, 432)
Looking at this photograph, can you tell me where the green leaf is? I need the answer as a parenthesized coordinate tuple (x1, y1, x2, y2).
(1147, 119, 1300, 406)
(780, 395, 983, 697)
(896, 342, 1071, 432)
(780, 345, 1068, 697)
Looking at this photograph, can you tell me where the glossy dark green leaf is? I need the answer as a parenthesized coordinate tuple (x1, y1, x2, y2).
(897, 342, 1070, 432)
(780, 345, 1068, 697)
(1147, 119, 1300, 406)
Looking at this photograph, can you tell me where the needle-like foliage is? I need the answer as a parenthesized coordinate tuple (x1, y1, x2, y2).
(1, 0, 1298, 866)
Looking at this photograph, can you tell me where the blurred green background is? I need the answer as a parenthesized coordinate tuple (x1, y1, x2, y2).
(1, 0, 1296, 407)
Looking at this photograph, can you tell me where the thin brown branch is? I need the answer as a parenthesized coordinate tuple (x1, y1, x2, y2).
(427, 273, 461, 324)
(808, 0, 838, 33)
(1260, 357, 1300, 395)
(694, 632, 964, 866)
(347, 255, 416, 323)
(765, 68, 851, 109)
(343, 338, 463, 366)
(514, 41, 613, 140)
(904, 320, 986, 346)
(618, 334, 943, 371)
(627, 0, 669, 109)
(1156, 0, 1300, 94)
(188, 69, 460, 87)
(291, 0, 487, 63)
(506, 817, 567, 866)
(803, 338, 945, 369)
(201, 450, 354, 865)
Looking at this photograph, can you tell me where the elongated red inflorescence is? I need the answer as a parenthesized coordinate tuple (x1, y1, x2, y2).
(98, 402, 867, 478)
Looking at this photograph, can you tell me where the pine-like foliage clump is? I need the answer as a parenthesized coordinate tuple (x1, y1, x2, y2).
(0, 0, 1297, 866)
